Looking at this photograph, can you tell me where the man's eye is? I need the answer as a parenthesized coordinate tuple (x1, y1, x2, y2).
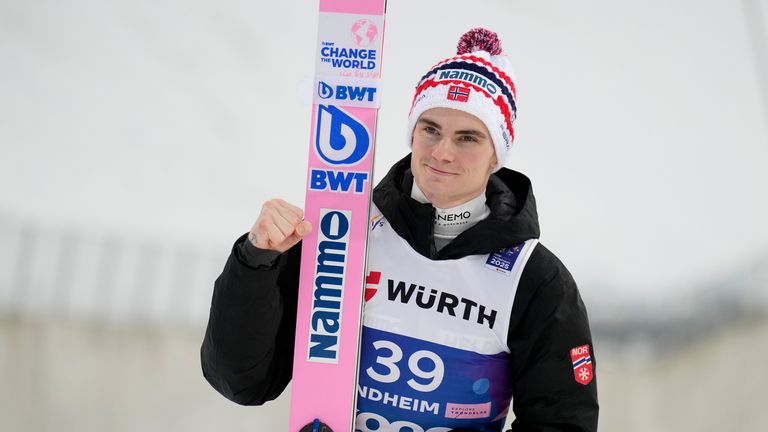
(424, 126, 438, 135)
(458, 135, 479, 143)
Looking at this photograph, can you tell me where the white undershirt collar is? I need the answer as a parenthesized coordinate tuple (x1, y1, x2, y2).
(411, 182, 491, 250)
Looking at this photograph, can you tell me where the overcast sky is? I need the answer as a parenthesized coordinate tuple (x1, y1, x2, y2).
(1, 0, 767, 304)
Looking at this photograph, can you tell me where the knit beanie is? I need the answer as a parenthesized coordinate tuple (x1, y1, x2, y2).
(407, 28, 518, 172)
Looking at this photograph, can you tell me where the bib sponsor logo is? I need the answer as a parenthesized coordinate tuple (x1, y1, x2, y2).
(484, 244, 523, 276)
(365, 271, 381, 302)
(370, 214, 385, 231)
(437, 69, 497, 95)
(444, 402, 491, 419)
(570, 344, 593, 385)
(386, 279, 498, 329)
(308, 209, 352, 363)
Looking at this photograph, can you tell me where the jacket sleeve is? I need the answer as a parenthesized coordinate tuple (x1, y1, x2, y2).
(200, 233, 302, 405)
(505, 244, 599, 432)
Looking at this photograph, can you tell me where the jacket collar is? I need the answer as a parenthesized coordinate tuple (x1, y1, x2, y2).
(372, 154, 541, 260)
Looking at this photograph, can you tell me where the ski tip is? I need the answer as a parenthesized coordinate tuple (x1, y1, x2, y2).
(299, 419, 333, 432)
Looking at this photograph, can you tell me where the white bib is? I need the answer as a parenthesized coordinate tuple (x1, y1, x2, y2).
(355, 207, 538, 432)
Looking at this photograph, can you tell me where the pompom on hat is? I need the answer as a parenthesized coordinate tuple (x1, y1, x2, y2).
(407, 28, 518, 172)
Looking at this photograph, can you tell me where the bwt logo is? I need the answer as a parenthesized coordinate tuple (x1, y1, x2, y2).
(310, 170, 368, 193)
(318, 81, 378, 103)
(314, 105, 369, 165)
(310, 105, 370, 194)
(308, 209, 351, 363)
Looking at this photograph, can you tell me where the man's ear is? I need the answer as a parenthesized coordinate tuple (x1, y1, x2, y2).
(490, 153, 498, 170)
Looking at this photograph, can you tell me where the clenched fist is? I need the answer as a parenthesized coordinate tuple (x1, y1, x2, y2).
(248, 199, 313, 253)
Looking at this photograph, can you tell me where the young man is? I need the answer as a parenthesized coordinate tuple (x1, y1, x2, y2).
(201, 29, 598, 431)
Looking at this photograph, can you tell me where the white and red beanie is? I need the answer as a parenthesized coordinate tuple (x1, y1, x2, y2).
(407, 28, 518, 172)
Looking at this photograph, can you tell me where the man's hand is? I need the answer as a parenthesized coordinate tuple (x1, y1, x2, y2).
(248, 199, 313, 253)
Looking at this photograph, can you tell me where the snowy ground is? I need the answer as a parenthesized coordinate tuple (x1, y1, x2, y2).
(2, 316, 766, 432)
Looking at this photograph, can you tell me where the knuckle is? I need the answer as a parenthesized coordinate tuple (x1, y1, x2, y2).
(256, 218, 270, 229)
(264, 199, 280, 211)
(286, 212, 300, 225)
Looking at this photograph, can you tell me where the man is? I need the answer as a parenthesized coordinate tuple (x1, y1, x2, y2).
(201, 29, 598, 431)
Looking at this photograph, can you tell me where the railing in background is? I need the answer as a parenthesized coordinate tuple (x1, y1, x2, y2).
(1, 208, 767, 345)
(0, 211, 225, 327)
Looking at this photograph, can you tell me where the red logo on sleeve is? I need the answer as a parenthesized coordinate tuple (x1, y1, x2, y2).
(570, 344, 593, 385)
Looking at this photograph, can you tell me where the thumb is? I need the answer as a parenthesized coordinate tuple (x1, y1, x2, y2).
(278, 221, 312, 250)
(275, 221, 312, 252)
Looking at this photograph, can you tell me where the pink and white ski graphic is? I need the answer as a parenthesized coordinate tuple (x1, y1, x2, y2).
(289, 1, 387, 431)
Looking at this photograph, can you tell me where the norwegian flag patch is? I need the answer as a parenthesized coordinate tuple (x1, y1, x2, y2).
(570, 344, 593, 385)
(447, 85, 470, 102)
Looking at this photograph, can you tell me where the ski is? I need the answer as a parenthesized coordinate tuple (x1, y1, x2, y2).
(289, 1, 387, 432)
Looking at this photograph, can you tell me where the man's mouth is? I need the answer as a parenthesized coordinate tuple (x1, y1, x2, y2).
(425, 164, 456, 176)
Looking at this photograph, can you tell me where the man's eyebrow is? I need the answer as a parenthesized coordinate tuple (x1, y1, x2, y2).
(417, 116, 489, 139)
(455, 128, 488, 139)
(416, 117, 441, 129)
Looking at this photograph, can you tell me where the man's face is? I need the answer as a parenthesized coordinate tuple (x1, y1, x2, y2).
(410, 107, 497, 208)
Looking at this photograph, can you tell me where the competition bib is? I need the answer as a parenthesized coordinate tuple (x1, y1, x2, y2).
(356, 209, 538, 431)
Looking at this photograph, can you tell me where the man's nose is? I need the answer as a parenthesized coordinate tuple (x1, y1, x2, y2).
(431, 137, 454, 161)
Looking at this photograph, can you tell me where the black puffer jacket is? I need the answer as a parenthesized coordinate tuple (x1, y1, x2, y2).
(201, 155, 599, 431)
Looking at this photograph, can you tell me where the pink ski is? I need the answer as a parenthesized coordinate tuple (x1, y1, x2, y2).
(289, 1, 387, 431)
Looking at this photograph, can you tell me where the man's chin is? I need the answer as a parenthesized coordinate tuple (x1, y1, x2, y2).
(420, 175, 454, 189)
(420, 182, 456, 198)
